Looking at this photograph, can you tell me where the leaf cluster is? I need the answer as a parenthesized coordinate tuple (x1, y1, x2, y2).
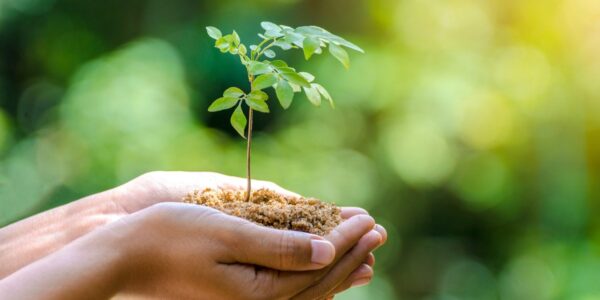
(206, 22, 363, 137)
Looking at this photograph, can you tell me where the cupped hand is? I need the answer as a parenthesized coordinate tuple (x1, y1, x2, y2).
(112, 171, 387, 297)
(104, 201, 381, 300)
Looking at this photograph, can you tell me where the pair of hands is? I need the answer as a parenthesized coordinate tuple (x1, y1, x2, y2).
(0, 172, 387, 299)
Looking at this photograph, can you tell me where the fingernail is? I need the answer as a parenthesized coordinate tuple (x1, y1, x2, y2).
(368, 230, 383, 245)
(311, 239, 335, 265)
(351, 277, 371, 287)
(356, 214, 375, 225)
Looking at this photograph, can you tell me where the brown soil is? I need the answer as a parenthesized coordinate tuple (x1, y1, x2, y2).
(183, 188, 341, 236)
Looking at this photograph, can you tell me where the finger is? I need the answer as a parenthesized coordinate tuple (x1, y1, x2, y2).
(223, 222, 336, 271)
(326, 215, 376, 263)
(374, 224, 387, 245)
(252, 180, 302, 198)
(340, 207, 369, 219)
(364, 253, 375, 267)
(330, 264, 374, 295)
(329, 253, 378, 296)
(291, 230, 382, 299)
(255, 214, 376, 298)
(219, 175, 302, 198)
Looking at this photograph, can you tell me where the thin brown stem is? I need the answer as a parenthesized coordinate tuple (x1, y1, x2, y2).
(244, 71, 256, 202)
(245, 108, 254, 202)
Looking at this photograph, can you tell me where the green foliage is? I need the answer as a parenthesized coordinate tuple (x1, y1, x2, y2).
(230, 105, 247, 138)
(206, 22, 362, 137)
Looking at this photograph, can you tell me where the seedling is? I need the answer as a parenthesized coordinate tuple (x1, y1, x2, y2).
(206, 21, 363, 201)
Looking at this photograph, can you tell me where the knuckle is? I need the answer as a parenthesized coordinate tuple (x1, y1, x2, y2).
(143, 202, 176, 222)
(329, 226, 351, 245)
(224, 220, 253, 257)
(277, 231, 304, 269)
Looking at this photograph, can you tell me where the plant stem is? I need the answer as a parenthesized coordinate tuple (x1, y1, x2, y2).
(257, 40, 278, 57)
(242, 38, 277, 201)
(245, 108, 253, 202)
(244, 71, 256, 202)
(252, 37, 275, 60)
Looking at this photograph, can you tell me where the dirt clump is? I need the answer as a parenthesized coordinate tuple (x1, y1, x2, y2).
(183, 188, 341, 236)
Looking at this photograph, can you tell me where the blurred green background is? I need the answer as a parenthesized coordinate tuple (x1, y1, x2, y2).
(1, 0, 600, 299)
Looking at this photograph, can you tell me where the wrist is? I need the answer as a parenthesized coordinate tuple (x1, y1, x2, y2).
(0, 188, 127, 278)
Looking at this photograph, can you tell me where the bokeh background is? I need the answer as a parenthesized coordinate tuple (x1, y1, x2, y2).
(1, 0, 600, 299)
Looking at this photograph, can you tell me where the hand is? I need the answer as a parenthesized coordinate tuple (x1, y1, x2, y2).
(0, 200, 383, 300)
(0, 171, 387, 298)
(113, 171, 388, 297)
(0, 171, 372, 276)
(111, 171, 320, 213)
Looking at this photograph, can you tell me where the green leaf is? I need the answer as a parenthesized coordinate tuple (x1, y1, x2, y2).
(329, 43, 350, 69)
(230, 105, 247, 138)
(224, 87, 244, 98)
(303, 84, 321, 106)
(247, 90, 270, 113)
(270, 60, 288, 68)
(253, 73, 278, 90)
(261, 21, 282, 32)
(206, 26, 222, 40)
(232, 31, 241, 45)
(248, 90, 269, 102)
(265, 30, 284, 38)
(303, 36, 321, 60)
(298, 72, 315, 83)
(249, 61, 272, 75)
(238, 44, 247, 55)
(289, 82, 302, 92)
(246, 98, 270, 113)
(208, 97, 238, 112)
(275, 79, 294, 109)
(314, 83, 334, 108)
(275, 66, 296, 73)
(282, 31, 304, 46)
(274, 41, 292, 50)
(296, 26, 364, 53)
(281, 72, 311, 88)
(215, 37, 230, 52)
(264, 49, 276, 58)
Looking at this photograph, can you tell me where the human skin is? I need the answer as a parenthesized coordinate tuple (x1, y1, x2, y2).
(0, 171, 387, 299)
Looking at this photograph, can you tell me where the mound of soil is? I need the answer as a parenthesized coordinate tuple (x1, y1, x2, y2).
(183, 188, 341, 236)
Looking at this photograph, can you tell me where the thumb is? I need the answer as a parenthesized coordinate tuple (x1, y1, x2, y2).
(228, 224, 336, 271)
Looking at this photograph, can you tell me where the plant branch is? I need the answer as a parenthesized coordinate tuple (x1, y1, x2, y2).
(252, 37, 274, 60)
(257, 40, 277, 58)
(252, 37, 280, 61)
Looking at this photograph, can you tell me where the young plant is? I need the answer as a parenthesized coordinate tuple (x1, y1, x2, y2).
(206, 21, 363, 201)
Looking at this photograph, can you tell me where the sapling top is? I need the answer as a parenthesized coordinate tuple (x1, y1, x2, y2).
(206, 21, 363, 201)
